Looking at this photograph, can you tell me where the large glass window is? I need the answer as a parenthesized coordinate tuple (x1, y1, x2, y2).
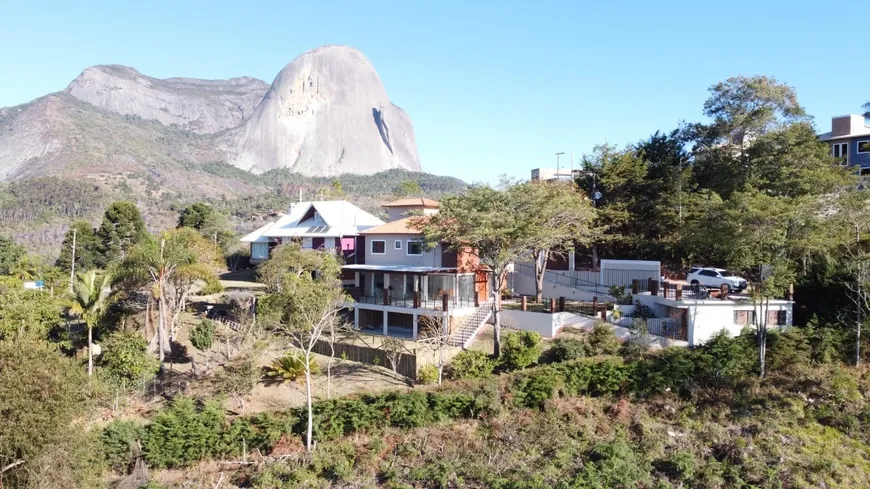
(858, 141, 870, 154)
(457, 274, 475, 302)
(426, 274, 455, 301)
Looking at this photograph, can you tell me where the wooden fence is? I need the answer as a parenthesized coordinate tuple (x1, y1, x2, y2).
(310, 339, 418, 380)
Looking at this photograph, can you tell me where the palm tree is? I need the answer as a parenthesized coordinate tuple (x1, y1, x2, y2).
(864, 102, 870, 119)
(70, 270, 113, 376)
(120, 228, 222, 373)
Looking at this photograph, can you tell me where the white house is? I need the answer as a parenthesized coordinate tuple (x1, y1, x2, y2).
(240, 200, 384, 264)
(624, 285, 793, 346)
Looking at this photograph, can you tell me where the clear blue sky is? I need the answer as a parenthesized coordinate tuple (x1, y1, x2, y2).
(1, 0, 868, 183)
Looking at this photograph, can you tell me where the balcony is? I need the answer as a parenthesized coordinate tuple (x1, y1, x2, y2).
(346, 287, 478, 311)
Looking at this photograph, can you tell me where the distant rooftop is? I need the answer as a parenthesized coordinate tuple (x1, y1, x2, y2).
(818, 114, 870, 141)
(360, 217, 425, 235)
(382, 197, 440, 208)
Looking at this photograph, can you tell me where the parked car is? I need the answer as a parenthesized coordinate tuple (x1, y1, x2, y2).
(687, 267, 747, 293)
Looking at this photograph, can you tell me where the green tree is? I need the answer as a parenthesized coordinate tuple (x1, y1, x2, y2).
(419, 183, 539, 357)
(177, 203, 214, 230)
(70, 269, 114, 376)
(100, 331, 159, 388)
(56, 221, 100, 275)
(0, 280, 62, 340)
(96, 202, 147, 266)
(512, 180, 596, 301)
(178, 202, 237, 252)
(0, 235, 25, 276)
(0, 336, 93, 486)
(259, 246, 346, 451)
(393, 180, 423, 198)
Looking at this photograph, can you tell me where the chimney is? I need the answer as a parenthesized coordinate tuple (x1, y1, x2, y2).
(832, 115, 868, 137)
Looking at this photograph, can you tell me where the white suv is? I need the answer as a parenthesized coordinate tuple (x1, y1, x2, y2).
(687, 267, 747, 294)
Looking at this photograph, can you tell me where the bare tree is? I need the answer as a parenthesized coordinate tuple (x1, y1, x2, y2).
(258, 245, 346, 451)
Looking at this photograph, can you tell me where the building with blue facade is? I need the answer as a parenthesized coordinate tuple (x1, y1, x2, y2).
(818, 114, 870, 174)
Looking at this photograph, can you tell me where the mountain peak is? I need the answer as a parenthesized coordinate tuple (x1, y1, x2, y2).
(232, 45, 420, 176)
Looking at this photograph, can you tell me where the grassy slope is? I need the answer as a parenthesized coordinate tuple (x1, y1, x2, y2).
(131, 355, 870, 489)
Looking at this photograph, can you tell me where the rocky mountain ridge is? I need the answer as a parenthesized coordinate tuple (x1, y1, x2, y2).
(0, 45, 421, 180)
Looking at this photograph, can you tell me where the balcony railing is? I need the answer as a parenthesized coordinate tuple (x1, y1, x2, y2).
(345, 287, 479, 311)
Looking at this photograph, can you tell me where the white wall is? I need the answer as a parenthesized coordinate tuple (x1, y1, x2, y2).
(512, 271, 611, 301)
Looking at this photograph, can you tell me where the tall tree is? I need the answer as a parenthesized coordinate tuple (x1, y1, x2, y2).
(69, 269, 114, 376)
(834, 189, 870, 366)
(510, 180, 596, 302)
(96, 202, 147, 266)
(259, 245, 346, 451)
(56, 221, 100, 274)
(419, 183, 537, 357)
(178, 202, 236, 252)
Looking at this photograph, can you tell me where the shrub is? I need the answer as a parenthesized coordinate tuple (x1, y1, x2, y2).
(632, 301, 655, 319)
(620, 320, 654, 359)
(102, 420, 144, 472)
(266, 352, 320, 383)
(513, 367, 560, 408)
(417, 364, 439, 385)
(654, 450, 698, 481)
(100, 331, 159, 387)
(586, 323, 621, 355)
(694, 331, 756, 390)
(379, 391, 430, 428)
(189, 319, 216, 351)
(448, 350, 496, 379)
(542, 337, 587, 363)
(141, 397, 226, 468)
(767, 329, 811, 372)
(501, 331, 543, 371)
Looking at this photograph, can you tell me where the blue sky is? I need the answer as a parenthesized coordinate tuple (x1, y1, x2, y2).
(1, 0, 868, 183)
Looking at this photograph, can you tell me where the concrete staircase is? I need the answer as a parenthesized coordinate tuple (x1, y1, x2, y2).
(448, 299, 493, 348)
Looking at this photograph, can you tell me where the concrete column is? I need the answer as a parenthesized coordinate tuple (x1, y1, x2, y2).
(384, 273, 390, 292)
(354, 272, 360, 288)
(568, 252, 576, 272)
(412, 314, 419, 340)
(383, 310, 389, 336)
(354, 307, 359, 329)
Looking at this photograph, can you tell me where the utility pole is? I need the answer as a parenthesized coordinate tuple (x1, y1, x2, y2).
(68, 227, 77, 294)
(555, 152, 565, 179)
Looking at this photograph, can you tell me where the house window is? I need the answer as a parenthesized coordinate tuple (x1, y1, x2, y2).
(734, 310, 756, 326)
(313, 211, 321, 221)
(858, 141, 870, 154)
(251, 242, 269, 260)
(833, 142, 849, 165)
(407, 240, 423, 256)
(394, 240, 402, 250)
(371, 240, 385, 254)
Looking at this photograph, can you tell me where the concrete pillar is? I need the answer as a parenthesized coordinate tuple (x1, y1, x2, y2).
(521, 296, 527, 311)
(412, 314, 419, 340)
(383, 310, 389, 336)
(568, 252, 576, 272)
(354, 272, 360, 288)
(354, 307, 359, 329)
